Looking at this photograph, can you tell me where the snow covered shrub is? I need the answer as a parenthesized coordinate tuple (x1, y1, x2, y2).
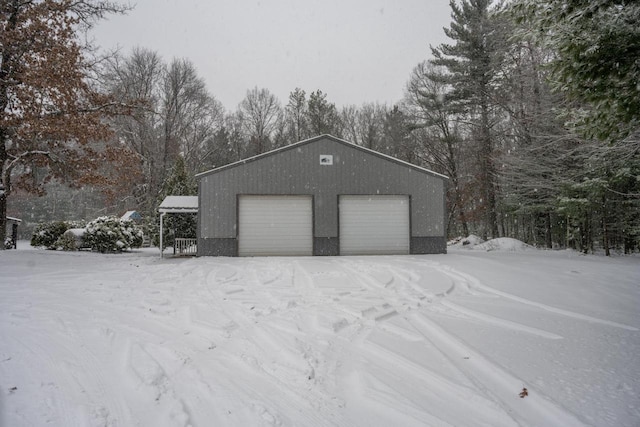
(120, 218, 144, 249)
(4, 236, 13, 249)
(56, 232, 79, 251)
(84, 216, 143, 253)
(30, 221, 70, 249)
(55, 228, 87, 251)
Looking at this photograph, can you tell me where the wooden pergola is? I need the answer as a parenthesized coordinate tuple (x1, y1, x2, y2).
(158, 196, 198, 258)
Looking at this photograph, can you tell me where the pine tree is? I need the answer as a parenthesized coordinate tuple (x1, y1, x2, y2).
(307, 90, 340, 137)
(152, 155, 197, 248)
(405, 62, 470, 237)
(382, 106, 415, 163)
(506, 0, 640, 253)
(431, 0, 504, 238)
(511, 0, 640, 141)
(161, 155, 196, 198)
(286, 88, 308, 142)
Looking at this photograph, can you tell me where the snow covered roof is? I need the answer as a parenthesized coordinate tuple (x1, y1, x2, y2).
(6, 216, 22, 223)
(158, 196, 199, 213)
(121, 211, 142, 221)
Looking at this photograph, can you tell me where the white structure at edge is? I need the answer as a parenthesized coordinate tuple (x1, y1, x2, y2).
(158, 196, 198, 257)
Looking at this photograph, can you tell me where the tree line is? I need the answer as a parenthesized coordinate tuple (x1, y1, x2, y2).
(2, 0, 638, 254)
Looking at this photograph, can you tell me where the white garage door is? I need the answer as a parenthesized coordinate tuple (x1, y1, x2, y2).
(238, 195, 313, 256)
(339, 195, 410, 255)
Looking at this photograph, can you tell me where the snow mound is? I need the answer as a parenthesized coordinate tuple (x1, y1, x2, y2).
(449, 236, 532, 252)
(475, 237, 533, 252)
(65, 228, 86, 237)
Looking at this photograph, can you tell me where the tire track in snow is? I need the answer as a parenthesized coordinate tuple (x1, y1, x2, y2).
(111, 262, 231, 426)
(439, 300, 564, 340)
(351, 259, 563, 341)
(125, 341, 195, 426)
(318, 260, 519, 425)
(335, 261, 418, 321)
(333, 259, 589, 425)
(440, 266, 639, 332)
(406, 312, 589, 427)
(1, 267, 154, 427)
(4, 334, 80, 426)
(357, 338, 517, 426)
(196, 259, 351, 425)
(5, 327, 132, 427)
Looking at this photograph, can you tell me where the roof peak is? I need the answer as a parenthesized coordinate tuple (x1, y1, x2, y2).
(196, 134, 448, 180)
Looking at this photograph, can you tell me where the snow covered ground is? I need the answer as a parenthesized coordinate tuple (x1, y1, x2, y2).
(1, 241, 638, 427)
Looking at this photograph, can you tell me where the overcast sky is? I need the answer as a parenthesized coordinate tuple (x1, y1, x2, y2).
(91, 0, 453, 110)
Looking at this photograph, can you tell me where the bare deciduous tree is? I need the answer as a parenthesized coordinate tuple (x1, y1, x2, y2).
(238, 87, 282, 155)
(104, 50, 224, 214)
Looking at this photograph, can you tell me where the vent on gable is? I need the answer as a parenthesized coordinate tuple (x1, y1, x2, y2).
(319, 154, 333, 165)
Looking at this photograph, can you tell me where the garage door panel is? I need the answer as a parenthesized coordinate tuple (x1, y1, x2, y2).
(339, 195, 410, 255)
(238, 196, 313, 256)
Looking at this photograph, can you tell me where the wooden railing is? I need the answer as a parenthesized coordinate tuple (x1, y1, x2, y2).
(174, 238, 197, 256)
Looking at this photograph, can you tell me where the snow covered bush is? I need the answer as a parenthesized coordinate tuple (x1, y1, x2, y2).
(4, 236, 14, 249)
(55, 228, 87, 251)
(55, 232, 79, 251)
(121, 218, 144, 249)
(83, 216, 143, 253)
(30, 221, 71, 249)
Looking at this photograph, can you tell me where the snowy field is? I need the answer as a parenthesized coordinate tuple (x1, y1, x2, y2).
(1, 241, 639, 427)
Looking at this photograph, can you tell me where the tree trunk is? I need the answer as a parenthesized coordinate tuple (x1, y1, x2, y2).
(0, 188, 6, 249)
(581, 213, 590, 254)
(450, 171, 469, 237)
(602, 194, 610, 256)
(545, 212, 552, 249)
(0, 129, 8, 249)
(0, 6, 15, 250)
(480, 98, 499, 238)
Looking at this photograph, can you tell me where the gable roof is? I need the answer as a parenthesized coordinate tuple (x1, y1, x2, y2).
(121, 210, 142, 221)
(196, 134, 449, 180)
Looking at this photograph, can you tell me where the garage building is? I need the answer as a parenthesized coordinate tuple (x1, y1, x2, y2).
(196, 134, 448, 256)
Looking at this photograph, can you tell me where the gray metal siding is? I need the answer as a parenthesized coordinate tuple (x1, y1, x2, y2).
(198, 136, 446, 253)
(411, 237, 447, 254)
(410, 172, 445, 237)
(198, 238, 236, 256)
